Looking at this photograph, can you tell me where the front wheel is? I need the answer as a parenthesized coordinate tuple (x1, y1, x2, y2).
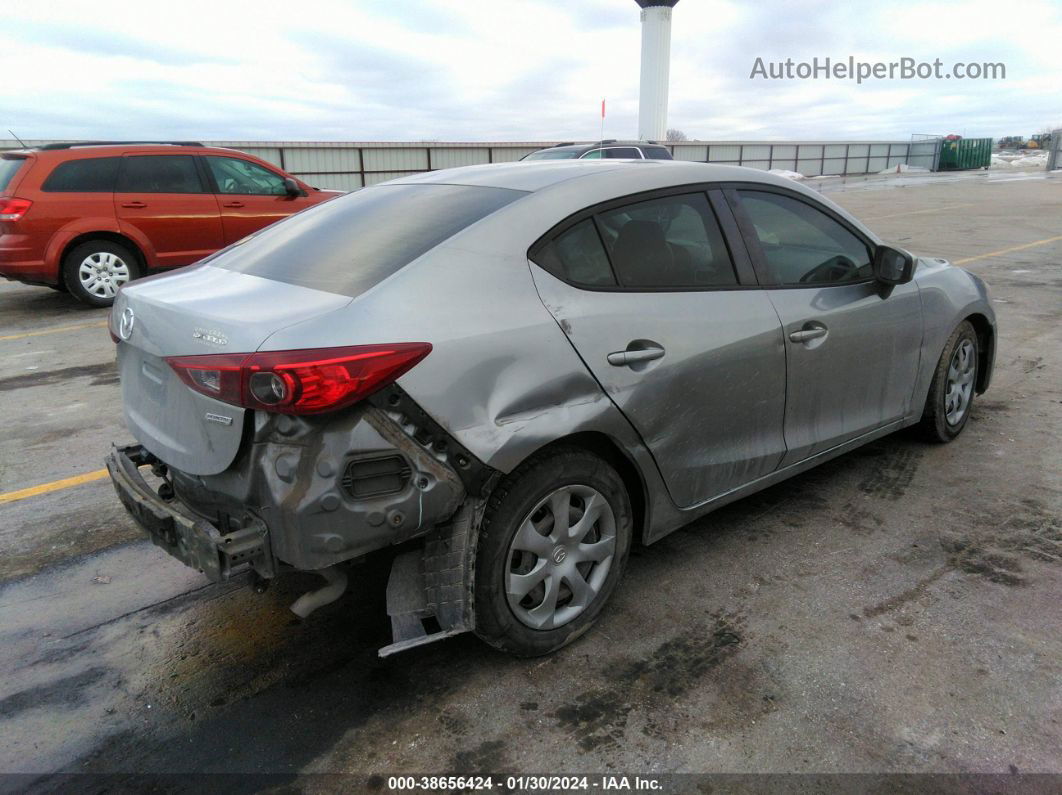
(918, 320, 978, 442)
(473, 448, 632, 656)
(62, 240, 139, 307)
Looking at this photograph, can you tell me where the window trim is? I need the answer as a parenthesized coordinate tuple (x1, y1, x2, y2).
(200, 153, 299, 197)
(528, 182, 753, 293)
(115, 153, 210, 195)
(723, 182, 878, 289)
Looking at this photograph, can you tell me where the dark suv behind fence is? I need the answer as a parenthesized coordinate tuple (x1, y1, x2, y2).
(0, 142, 340, 306)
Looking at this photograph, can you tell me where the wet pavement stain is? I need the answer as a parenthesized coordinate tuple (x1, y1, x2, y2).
(0, 667, 108, 719)
(0, 362, 118, 392)
(553, 615, 745, 752)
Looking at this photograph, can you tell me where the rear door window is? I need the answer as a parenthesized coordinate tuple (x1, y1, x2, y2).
(602, 147, 642, 159)
(42, 157, 121, 192)
(0, 156, 28, 191)
(117, 155, 206, 194)
(211, 183, 526, 296)
(596, 193, 738, 288)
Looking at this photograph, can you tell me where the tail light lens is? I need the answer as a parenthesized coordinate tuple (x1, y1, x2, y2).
(165, 344, 431, 415)
(0, 197, 32, 222)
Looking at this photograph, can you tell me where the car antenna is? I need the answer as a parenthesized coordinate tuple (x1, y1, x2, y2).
(7, 130, 28, 148)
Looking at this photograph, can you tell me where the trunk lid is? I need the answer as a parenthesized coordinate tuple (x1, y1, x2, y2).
(114, 264, 351, 475)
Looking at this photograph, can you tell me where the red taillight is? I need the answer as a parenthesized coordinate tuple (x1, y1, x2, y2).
(0, 197, 32, 222)
(165, 344, 432, 415)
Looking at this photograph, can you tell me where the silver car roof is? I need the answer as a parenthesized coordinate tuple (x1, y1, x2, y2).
(390, 160, 880, 246)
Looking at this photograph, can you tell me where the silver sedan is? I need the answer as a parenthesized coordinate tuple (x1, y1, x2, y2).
(106, 160, 995, 657)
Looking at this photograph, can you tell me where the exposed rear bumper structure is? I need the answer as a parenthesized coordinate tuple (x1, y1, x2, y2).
(105, 444, 275, 582)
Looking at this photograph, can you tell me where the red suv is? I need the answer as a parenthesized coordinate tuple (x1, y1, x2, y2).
(0, 142, 341, 306)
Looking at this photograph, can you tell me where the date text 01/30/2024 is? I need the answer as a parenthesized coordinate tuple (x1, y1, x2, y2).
(385, 775, 663, 791)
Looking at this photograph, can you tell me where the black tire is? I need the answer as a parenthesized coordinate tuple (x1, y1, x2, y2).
(918, 320, 978, 443)
(473, 447, 633, 656)
(62, 239, 140, 308)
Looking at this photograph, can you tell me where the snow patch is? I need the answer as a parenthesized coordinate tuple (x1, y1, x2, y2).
(990, 152, 1047, 169)
(767, 168, 805, 180)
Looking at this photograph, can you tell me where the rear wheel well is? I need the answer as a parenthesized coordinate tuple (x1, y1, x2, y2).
(523, 432, 649, 547)
(61, 233, 145, 277)
(964, 313, 994, 393)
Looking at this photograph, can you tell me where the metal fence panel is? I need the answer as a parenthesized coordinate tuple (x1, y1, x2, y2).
(488, 147, 540, 162)
(707, 145, 741, 162)
(671, 144, 709, 161)
(1046, 130, 1061, 171)
(283, 147, 362, 174)
(0, 137, 945, 186)
(362, 148, 429, 173)
(429, 147, 491, 169)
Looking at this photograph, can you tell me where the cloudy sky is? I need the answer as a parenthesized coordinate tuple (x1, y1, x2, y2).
(2, 0, 1059, 142)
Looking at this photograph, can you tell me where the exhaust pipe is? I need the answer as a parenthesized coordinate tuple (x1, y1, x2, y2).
(290, 565, 348, 619)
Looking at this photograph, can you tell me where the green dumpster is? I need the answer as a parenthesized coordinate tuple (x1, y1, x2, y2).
(938, 137, 993, 170)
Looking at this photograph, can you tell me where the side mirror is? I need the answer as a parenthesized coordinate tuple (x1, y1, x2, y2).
(282, 177, 303, 198)
(873, 244, 915, 285)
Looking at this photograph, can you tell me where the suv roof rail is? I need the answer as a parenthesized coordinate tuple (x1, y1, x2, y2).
(550, 142, 575, 148)
(37, 141, 204, 151)
(599, 139, 618, 145)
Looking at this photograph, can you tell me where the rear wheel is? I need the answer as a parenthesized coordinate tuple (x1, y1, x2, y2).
(473, 448, 632, 656)
(62, 240, 139, 307)
(918, 320, 978, 442)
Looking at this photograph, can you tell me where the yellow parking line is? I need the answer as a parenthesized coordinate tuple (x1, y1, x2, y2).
(954, 234, 1062, 266)
(864, 203, 974, 221)
(0, 469, 109, 505)
(0, 321, 108, 342)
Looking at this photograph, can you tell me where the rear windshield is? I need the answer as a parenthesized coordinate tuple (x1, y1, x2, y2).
(0, 156, 27, 191)
(211, 183, 526, 295)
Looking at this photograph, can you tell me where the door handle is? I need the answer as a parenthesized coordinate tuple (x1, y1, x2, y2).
(789, 326, 828, 343)
(120, 201, 147, 209)
(607, 346, 665, 367)
(222, 201, 245, 208)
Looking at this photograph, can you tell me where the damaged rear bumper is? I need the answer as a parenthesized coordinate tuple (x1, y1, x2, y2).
(105, 444, 275, 582)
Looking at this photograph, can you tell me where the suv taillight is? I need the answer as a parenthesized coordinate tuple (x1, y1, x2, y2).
(165, 344, 432, 415)
(0, 197, 32, 222)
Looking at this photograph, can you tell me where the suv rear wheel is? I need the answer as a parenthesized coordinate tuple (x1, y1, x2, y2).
(62, 239, 139, 307)
(473, 448, 633, 656)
